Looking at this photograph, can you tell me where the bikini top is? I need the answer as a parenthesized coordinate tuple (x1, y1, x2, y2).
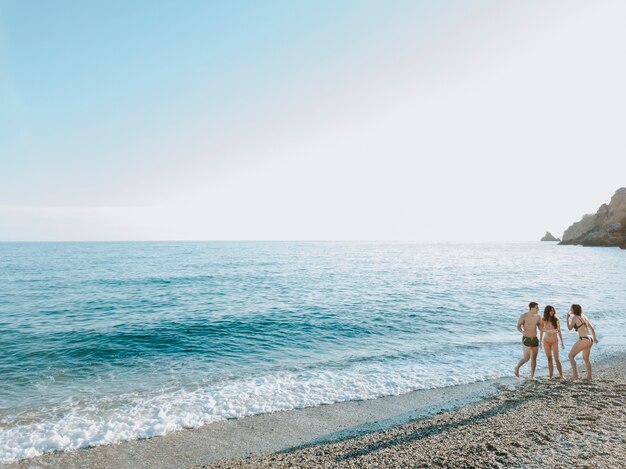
(573, 319, 590, 339)
(543, 320, 557, 332)
(573, 319, 586, 331)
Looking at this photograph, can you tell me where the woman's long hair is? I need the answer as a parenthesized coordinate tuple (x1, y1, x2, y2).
(571, 303, 588, 328)
(543, 305, 558, 329)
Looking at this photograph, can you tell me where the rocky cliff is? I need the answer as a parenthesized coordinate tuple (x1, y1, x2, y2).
(560, 187, 626, 249)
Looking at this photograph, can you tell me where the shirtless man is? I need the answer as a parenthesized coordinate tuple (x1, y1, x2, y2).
(514, 302, 542, 379)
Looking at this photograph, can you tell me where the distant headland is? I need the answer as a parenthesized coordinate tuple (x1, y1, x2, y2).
(558, 187, 626, 249)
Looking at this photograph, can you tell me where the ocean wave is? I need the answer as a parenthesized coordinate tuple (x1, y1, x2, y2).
(0, 362, 511, 463)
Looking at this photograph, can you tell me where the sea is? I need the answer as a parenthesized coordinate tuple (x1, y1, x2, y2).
(1, 241, 625, 463)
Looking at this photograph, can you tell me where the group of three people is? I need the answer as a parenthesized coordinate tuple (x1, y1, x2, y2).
(515, 302, 598, 380)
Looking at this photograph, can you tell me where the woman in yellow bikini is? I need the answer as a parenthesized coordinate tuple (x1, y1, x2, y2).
(566, 304, 599, 381)
(539, 305, 564, 378)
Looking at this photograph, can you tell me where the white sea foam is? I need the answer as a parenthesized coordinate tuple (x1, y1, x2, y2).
(0, 362, 511, 463)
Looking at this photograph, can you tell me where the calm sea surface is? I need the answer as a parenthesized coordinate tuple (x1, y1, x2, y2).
(1, 242, 625, 462)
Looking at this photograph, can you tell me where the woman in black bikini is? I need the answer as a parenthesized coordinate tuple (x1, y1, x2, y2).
(566, 304, 598, 381)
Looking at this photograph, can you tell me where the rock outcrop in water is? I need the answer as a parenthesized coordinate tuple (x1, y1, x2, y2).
(540, 232, 560, 242)
(559, 187, 626, 249)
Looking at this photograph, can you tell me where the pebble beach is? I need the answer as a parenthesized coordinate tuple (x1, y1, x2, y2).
(206, 353, 626, 469)
(6, 352, 626, 468)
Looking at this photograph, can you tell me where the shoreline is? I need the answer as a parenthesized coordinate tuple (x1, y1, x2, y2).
(6, 351, 626, 469)
(5, 378, 510, 468)
(209, 351, 626, 469)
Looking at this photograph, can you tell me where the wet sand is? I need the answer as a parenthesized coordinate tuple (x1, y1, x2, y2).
(8, 352, 626, 469)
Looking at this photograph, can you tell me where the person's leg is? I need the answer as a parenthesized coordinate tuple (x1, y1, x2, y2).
(569, 340, 587, 380)
(515, 346, 531, 377)
(530, 346, 539, 379)
(552, 343, 563, 378)
(544, 341, 554, 378)
(582, 342, 593, 381)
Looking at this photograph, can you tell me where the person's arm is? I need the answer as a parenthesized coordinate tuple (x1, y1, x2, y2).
(566, 311, 574, 331)
(517, 314, 525, 334)
(557, 319, 564, 349)
(585, 316, 599, 344)
(539, 320, 544, 349)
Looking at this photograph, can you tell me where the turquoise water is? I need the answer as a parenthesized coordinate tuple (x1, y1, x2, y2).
(1, 242, 625, 462)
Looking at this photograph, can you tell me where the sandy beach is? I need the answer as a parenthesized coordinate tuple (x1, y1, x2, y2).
(6, 351, 625, 469)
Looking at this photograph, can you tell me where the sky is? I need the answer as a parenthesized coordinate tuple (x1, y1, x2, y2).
(1, 0, 625, 241)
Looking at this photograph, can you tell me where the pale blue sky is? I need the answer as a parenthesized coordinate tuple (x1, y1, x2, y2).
(1, 1, 625, 241)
